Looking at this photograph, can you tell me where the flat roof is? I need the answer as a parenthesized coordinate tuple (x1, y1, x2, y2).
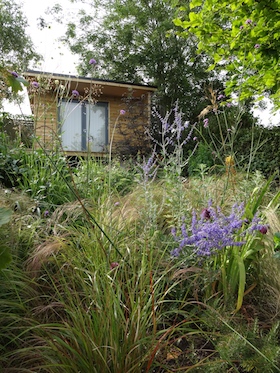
(25, 70, 157, 92)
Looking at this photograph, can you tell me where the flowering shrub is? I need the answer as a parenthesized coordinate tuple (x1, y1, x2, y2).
(171, 201, 266, 258)
(171, 200, 268, 310)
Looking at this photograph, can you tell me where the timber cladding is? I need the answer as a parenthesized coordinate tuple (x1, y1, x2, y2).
(24, 70, 156, 156)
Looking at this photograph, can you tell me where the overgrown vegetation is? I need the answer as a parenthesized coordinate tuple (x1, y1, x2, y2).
(0, 102, 280, 371)
(1, 0, 280, 370)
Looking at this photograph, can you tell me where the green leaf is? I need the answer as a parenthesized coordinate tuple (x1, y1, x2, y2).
(0, 246, 12, 270)
(274, 232, 280, 250)
(230, 40, 236, 50)
(235, 255, 246, 312)
(0, 207, 12, 227)
(189, 12, 202, 27)
(6, 75, 24, 93)
(190, 0, 202, 9)
(173, 17, 183, 27)
(16, 76, 29, 87)
(264, 70, 276, 88)
(0, 208, 12, 270)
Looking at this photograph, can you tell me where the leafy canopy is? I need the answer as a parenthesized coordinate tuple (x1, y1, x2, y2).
(173, 0, 280, 107)
(0, 0, 40, 104)
(61, 0, 218, 119)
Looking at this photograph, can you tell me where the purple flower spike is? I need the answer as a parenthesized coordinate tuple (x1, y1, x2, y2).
(72, 89, 79, 97)
(171, 201, 256, 259)
(120, 109, 126, 115)
(11, 71, 18, 78)
(89, 58, 97, 65)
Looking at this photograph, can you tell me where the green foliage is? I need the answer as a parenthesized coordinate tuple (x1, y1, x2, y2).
(0, 0, 40, 105)
(216, 321, 280, 372)
(0, 112, 34, 146)
(234, 125, 280, 177)
(0, 207, 12, 270)
(60, 0, 218, 120)
(19, 149, 75, 208)
(188, 142, 214, 176)
(188, 89, 279, 177)
(174, 0, 280, 107)
(0, 131, 26, 187)
(0, 164, 279, 370)
(0, 207, 12, 227)
(74, 158, 136, 200)
(0, 100, 279, 370)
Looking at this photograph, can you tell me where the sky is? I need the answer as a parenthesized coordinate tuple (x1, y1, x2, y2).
(21, 0, 80, 75)
(4, 0, 81, 115)
(4, 0, 280, 126)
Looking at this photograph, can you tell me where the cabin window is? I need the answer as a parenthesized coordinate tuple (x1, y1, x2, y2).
(59, 100, 108, 152)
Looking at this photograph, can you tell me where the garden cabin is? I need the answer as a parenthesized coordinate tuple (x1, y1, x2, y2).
(24, 70, 156, 157)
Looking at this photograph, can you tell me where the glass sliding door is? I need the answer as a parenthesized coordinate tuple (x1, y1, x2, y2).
(59, 100, 108, 152)
(86, 103, 108, 152)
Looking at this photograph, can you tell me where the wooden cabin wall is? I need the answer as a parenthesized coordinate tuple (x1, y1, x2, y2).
(107, 93, 151, 156)
(31, 91, 59, 151)
(31, 90, 151, 156)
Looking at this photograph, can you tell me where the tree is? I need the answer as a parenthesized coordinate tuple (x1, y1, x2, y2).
(0, 0, 40, 105)
(173, 0, 280, 108)
(61, 0, 220, 121)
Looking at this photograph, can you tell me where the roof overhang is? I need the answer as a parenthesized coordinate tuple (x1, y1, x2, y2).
(24, 70, 157, 98)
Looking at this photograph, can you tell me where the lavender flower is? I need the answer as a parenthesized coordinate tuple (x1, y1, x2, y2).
(120, 109, 126, 115)
(139, 150, 158, 183)
(152, 101, 195, 146)
(245, 19, 253, 24)
(72, 89, 79, 97)
(217, 94, 225, 100)
(171, 201, 253, 258)
(89, 58, 97, 65)
(254, 44, 260, 49)
(11, 71, 18, 78)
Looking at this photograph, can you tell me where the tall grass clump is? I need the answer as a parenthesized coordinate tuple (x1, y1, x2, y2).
(18, 147, 74, 208)
(0, 210, 205, 372)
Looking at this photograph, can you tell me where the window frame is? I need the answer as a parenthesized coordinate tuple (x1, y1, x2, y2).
(58, 99, 109, 152)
